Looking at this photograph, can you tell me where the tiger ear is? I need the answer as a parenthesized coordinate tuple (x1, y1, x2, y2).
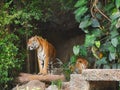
(35, 35, 38, 37)
(34, 35, 39, 39)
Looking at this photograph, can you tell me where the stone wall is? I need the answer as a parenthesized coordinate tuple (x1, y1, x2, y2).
(70, 69, 119, 90)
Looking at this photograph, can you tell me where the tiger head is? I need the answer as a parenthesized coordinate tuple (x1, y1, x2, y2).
(74, 58, 88, 74)
(27, 36, 40, 50)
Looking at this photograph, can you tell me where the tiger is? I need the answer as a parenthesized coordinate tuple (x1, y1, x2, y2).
(27, 35, 56, 75)
(74, 58, 88, 74)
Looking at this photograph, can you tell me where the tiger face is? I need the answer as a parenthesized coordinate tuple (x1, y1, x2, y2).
(74, 58, 88, 74)
(27, 36, 40, 50)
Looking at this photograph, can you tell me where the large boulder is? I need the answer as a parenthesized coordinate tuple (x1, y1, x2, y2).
(12, 80, 45, 90)
(46, 85, 58, 90)
(62, 82, 70, 90)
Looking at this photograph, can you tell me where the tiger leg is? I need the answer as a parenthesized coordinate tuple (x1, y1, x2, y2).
(38, 58, 43, 74)
(42, 57, 49, 75)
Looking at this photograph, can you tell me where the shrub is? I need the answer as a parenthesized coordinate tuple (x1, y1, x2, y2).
(0, 34, 23, 89)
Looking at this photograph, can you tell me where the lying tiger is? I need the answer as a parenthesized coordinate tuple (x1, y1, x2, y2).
(74, 58, 88, 74)
(27, 36, 56, 75)
(69, 58, 88, 74)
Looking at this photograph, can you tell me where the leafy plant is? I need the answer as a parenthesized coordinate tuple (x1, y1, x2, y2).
(0, 1, 24, 89)
(73, 45, 87, 57)
(0, 34, 23, 89)
(51, 80, 62, 90)
(62, 63, 72, 81)
(74, 0, 120, 68)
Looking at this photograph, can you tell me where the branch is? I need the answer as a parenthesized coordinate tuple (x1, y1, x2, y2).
(95, 5, 111, 22)
(90, 0, 111, 22)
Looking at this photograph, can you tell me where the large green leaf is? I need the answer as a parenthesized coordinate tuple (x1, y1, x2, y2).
(109, 52, 116, 61)
(115, 0, 120, 8)
(79, 45, 87, 57)
(117, 44, 120, 55)
(84, 34, 96, 47)
(104, 3, 114, 13)
(74, 7, 88, 22)
(108, 45, 116, 53)
(95, 41, 101, 48)
(91, 29, 102, 37)
(91, 18, 100, 27)
(116, 18, 120, 28)
(70, 55, 77, 64)
(95, 57, 107, 66)
(110, 30, 119, 38)
(111, 37, 118, 47)
(110, 11, 120, 20)
(79, 19, 91, 29)
(73, 45, 80, 55)
(74, 0, 87, 7)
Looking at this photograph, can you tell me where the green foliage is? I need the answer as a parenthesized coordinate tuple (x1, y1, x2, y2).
(0, 1, 23, 89)
(73, 45, 80, 56)
(95, 41, 101, 48)
(52, 80, 62, 90)
(115, 0, 120, 9)
(73, 45, 87, 57)
(95, 57, 107, 67)
(62, 63, 72, 80)
(74, 0, 88, 22)
(84, 34, 96, 47)
(0, 34, 23, 88)
(62, 54, 77, 80)
(74, 0, 120, 68)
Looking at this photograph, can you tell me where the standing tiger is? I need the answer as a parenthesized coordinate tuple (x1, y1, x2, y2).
(27, 35, 56, 75)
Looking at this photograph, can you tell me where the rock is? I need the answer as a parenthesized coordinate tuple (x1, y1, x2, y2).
(62, 82, 70, 90)
(46, 85, 58, 90)
(70, 69, 120, 90)
(70, 74, 89, 90)
(12, 80, 45, 90)
(45, 82, 70, 90)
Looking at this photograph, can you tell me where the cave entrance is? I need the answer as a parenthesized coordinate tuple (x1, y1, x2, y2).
(40, 27, 85, 63)
(28, 12, 85, 73)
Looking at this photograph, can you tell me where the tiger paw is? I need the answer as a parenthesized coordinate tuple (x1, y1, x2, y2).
(38, 72, 47, 75)
(38, 72, 42, 75)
